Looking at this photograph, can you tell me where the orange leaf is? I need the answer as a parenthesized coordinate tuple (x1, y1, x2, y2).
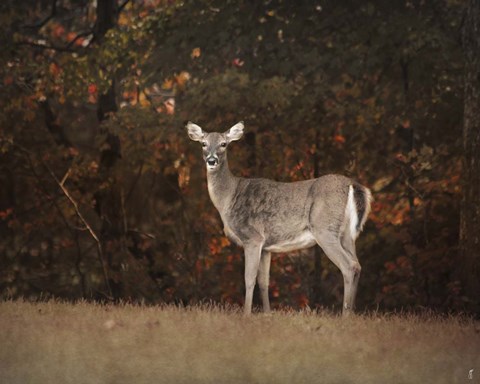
(190, 47, 201, 59)
(175, 71, 191, 89)
(139, 92, 150, 107)
(66, 32, 76, 42)
(118, 13, 129, 26)
(52, 24, 65, 38)
(162, 78, 174, 90)
(333, 134, 346, 144)
(220, 237, 231, 247)
(49, 63, 61, 77)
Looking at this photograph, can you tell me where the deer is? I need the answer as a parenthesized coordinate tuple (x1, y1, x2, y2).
(186, 121, 372, 316)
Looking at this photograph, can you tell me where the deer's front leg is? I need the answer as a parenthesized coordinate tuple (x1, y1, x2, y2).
(257, 250, 272, 313)
(243, 243, 263, 315)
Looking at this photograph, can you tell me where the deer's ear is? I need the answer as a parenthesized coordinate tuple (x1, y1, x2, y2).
(225, 121, 244, 143)
(186, 122, 204, 142)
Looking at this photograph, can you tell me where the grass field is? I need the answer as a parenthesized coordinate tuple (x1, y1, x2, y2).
(0, 301, 479, 384)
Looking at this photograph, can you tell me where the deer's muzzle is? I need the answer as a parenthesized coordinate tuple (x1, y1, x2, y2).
(206, 156, 219, 168)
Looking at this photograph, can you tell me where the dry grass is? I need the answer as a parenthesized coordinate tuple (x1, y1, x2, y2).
(0, 300, 479, 384)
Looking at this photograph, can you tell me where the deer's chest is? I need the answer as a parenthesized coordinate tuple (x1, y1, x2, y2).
(223, 224, 243, 247)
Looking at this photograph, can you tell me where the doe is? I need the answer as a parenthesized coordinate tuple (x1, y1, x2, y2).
(186, 121, 372, 315)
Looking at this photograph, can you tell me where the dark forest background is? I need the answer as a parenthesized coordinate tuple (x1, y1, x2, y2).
(1, 0, 479, 314)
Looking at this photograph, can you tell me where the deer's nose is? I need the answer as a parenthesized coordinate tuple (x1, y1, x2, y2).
(206, 156, 218, 166)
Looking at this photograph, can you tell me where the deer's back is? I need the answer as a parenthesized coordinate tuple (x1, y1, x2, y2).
(224, 174, 353, 249)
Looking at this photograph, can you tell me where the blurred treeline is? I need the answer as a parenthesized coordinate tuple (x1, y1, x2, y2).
(0, 0, 469, 312)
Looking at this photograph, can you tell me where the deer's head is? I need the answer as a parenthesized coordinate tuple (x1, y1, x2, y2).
(186, 121, 244, 171)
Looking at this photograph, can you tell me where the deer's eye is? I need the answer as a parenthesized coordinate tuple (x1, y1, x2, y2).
(220, 142, 227, 147)
(202, 142, 207, 147)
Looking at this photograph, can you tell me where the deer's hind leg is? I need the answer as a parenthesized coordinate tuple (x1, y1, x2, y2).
(312, 230, 361, 315)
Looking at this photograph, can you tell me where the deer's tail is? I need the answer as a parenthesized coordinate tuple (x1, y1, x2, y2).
(345, 183, 372, 240)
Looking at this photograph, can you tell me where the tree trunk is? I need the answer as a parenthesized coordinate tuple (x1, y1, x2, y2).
(95, 0, 119, 123)
(95, 0, 118, 39)
(40, 99, 72, 148)
(94, 0, 122, 299)
(460, 0, 480, 313)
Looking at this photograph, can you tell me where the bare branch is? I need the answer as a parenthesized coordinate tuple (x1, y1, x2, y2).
(17, 30, 93, 52)
(20, 0, 132, 53)
(119, 0, 133, 12)
(5, 139, 113, 299)
(16, 40, 75, 53)
(45, 165, 113, 299)
(60, 168, 71, 186)
(65, 30, 94, 49)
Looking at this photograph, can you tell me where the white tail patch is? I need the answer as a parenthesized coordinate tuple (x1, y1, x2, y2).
(345, 185, 359, 240)
(359, 187, 373, 232)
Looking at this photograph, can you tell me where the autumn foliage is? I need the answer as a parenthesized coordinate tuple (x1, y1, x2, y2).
(0, 0, 471, 313)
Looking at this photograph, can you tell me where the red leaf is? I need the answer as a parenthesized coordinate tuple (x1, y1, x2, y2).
(88, 83, 97, 95)
(333, 134, 346, 144)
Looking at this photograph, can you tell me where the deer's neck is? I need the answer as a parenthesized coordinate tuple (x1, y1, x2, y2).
(206, 157, 238, 213)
